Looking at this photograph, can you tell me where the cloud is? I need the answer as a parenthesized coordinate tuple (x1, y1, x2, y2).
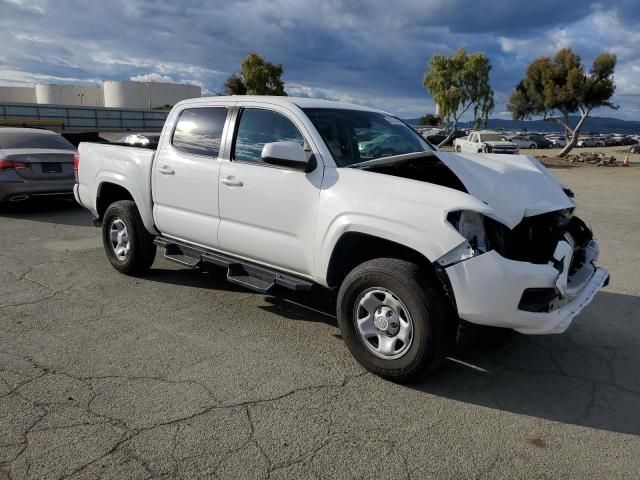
(0, 0, 638, 119)
(130, 73, 177, 83)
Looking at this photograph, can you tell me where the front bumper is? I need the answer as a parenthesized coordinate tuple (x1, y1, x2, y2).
(445, 250, 608, 335)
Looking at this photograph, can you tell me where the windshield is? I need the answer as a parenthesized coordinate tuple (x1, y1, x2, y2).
(479, 133, 506, 142)
(0, 131, 75, 150)
(303, 108, 434, 167)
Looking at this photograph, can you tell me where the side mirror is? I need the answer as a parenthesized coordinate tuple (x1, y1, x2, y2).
(261, 141, 313, 171)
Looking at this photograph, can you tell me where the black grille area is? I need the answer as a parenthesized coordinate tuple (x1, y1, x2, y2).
(485, 212, 593, 265)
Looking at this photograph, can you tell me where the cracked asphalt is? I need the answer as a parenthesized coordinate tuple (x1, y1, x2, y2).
(1, 165, 639, 479)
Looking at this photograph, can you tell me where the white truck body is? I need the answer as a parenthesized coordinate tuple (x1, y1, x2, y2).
(75, 96, 608, 378)
(454, 130, 519, 154)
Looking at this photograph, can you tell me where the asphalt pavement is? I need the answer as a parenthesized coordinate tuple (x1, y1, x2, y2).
(1, 165, 639, 479)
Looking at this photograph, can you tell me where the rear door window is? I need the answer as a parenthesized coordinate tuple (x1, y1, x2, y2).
(172, 107, 227, 157)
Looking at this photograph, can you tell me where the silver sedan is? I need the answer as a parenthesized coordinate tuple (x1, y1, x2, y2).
(0, 128, 76, 204)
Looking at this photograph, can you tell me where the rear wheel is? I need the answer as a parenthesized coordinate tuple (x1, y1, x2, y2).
(337, 258, 452, 382)
(102, 200, 156, 275)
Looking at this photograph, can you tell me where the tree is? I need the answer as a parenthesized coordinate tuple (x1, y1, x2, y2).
(224, 52, 286, 96)
(423, 47, 494, 147)
(418, 113, 440, 126)
(224, 73, 246, 95)
(507, 48, 617, 157)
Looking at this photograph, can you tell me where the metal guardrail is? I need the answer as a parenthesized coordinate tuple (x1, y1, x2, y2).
(0, 102, 169, 132)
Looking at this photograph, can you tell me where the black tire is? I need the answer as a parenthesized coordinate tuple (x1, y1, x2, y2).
(455, 145, 461, 152)
(102, 200, 156, 275)
(337, 258, 452, 382)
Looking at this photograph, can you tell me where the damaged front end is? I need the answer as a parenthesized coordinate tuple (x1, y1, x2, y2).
(438, 209, 609, 335)
(486, 211, 607, 313)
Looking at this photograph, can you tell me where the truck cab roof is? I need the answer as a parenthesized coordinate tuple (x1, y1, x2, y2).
(175, 95, 388, 115)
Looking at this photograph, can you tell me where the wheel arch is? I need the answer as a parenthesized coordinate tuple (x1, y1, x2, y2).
(95, 179, 157, 234)
(96, 182, 133, 220)
(324, 231, 457, 310)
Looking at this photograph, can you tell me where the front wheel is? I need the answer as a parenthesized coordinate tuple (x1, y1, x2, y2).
(337, 258, 452, 382)
(102, 200, 156, 275)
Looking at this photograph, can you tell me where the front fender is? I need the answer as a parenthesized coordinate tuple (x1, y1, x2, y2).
(314, 212, 464, 286)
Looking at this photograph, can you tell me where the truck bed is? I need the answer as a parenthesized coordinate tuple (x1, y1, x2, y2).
(75, 142, 156, 232)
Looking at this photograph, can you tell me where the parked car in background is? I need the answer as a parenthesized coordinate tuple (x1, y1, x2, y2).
(602, 135, 619, 146)
(118, 133, 161, 148)
(630, 144, 640, 154)
(547, 136, 567, 148)
(454, 130, 519, 154)
(577, 137, 598, 147)
(74, 96, 608, 381)
(422, 128, 466, 145)
(509, 135, 537, 149)
(358, 132, 417, 157)
(0, 128, 76, 203)
(616, 135, 638, 146)
(529, 134, 552, 149)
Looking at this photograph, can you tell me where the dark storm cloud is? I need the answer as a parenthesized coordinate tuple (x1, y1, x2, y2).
(1, 0, 638, 118)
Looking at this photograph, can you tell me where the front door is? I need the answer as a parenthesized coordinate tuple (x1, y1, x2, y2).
(152, 105, 229, 249)
(218, 106, 323, 277)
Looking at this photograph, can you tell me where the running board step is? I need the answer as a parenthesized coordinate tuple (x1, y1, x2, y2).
(227, 264, 274, 293)
(154, 237, 313, 293)
(163, 243, 201, 267)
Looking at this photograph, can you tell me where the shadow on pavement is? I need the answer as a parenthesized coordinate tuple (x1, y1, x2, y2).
(145, 265, 248, 293)
(0, 198, 93, 227)
(413, 290, 640, 437)
(146, 265, 338, 327)
(139, 261, 640, 436)
(260, 286, 338, 328)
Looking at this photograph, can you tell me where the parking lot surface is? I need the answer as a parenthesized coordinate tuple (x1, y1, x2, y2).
(1, 166, 639, 479)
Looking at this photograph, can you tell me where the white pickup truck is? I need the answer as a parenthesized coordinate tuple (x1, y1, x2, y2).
(75, 96, 609, 381)
(454, 130, 520, 154)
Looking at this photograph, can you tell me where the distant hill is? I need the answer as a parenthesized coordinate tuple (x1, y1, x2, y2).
(405, 115, 640, 134)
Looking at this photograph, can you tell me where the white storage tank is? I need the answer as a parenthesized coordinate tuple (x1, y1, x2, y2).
(103, 81, 201, 109)
(148, 82, 201, 108)
(103, 81, 149, 109)
(35, 84, 102, 106)
(0, 86, 37, 103)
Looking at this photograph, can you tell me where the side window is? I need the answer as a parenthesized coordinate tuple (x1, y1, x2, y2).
(172, 107, 227, 157)
(233, 108, 304, 164)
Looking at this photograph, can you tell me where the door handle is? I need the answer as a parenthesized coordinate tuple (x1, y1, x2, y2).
(221, 176, 243, 187)
(158, 166, 175, 175)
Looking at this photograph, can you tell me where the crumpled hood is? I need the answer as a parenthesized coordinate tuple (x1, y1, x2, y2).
(436, 151, 575, 228)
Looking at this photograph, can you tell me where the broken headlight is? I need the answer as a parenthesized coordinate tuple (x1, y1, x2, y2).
(437, 210, 490, 267)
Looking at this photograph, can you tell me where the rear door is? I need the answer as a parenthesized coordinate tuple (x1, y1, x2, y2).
(217, 104, 323, 277)
(152, 105, 231, 249)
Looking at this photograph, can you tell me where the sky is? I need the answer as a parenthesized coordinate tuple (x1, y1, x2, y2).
(1, 0, 639, 120)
